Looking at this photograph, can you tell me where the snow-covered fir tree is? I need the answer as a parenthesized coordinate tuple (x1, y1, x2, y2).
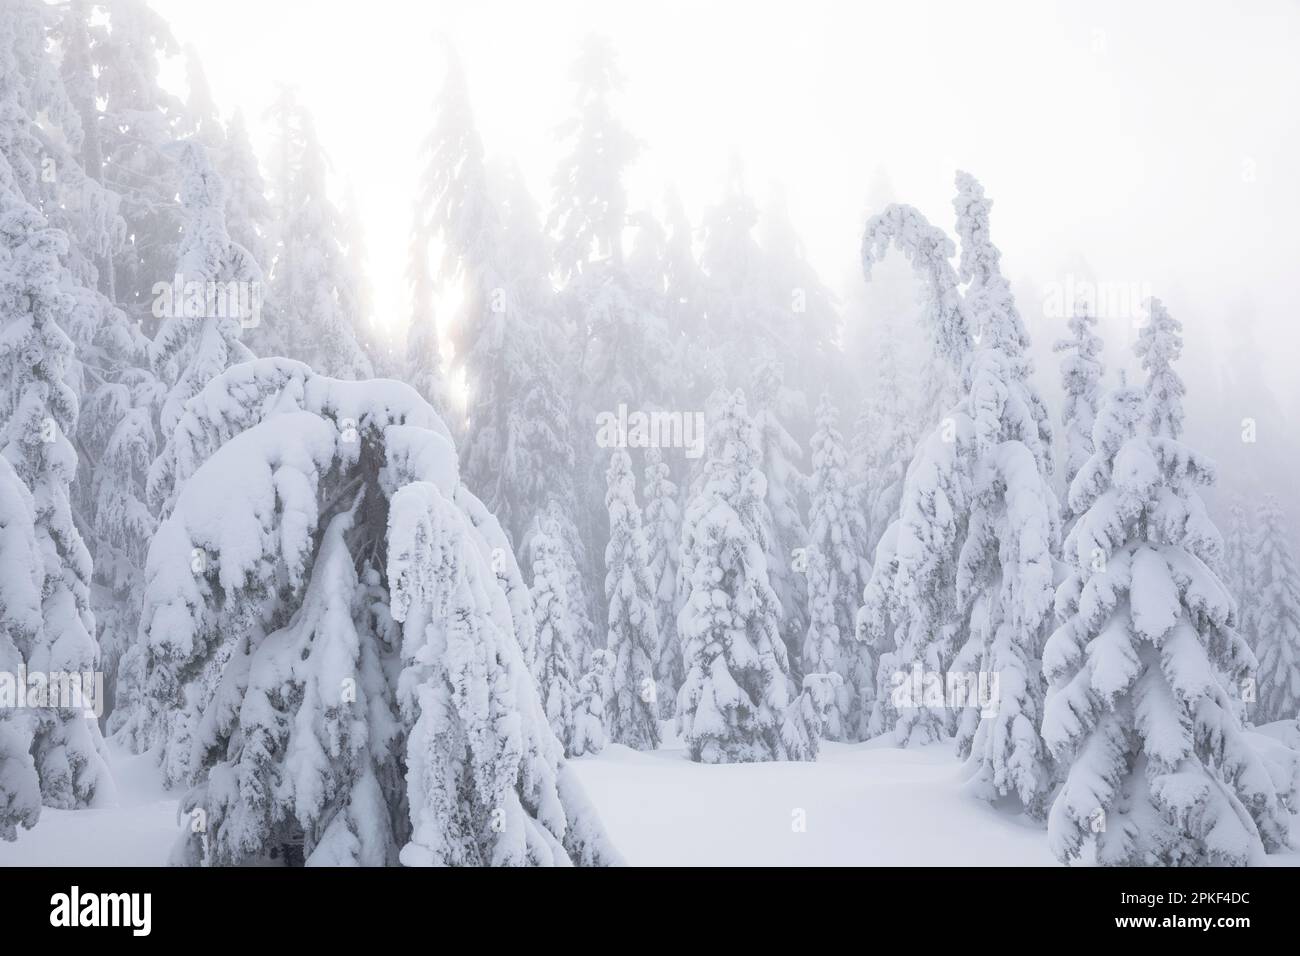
(403, 189, 448, 418)
(1053, 299, 1104, 499)
(861, 175, 1058, 820)
(752, 358, 809, 683)
(21, 0, 122, 304)
(851, 314, 916, 560)
(0, 157, 112, 813)
(422, 51, 582, 563)
(0, 456, 45, 840)
(642, 446, 682, 715)
(338, 185, 393, 377)
(3, 0, 155, 725)
(660, 184, 709, 404)
(857, 200, 973, 747)
(86, 363, 157, 726)
(779, 672, 842, 762)
(125, 359, 618, 866)
(539, 501, 598, 661)
(548, 36, 677, 621)
(403, 301, 448, 422)
(802, 394, 874, 741)
(89, 0, 187, 325)
(150, 141, 259, 438)
(858, 416, 969, 746)
(602, 449, 660, 750)
(572, 648, 611, 757)
(676, 391, 795, 762)
(1134, 296, 1185, 440)
(948, 171, 1058, 815)
(218, 111, 273, 277)
(530, 518, 583, 755)
(1044, 386, 1290, 864)
(757, 183, 839, 400)
(181, 43, 222, 149)
(1222, 496, 1254, 644)
(391, 479, 617, 866)
(698, 160, 775, 387)
(860, 201, 966, 422)
(1251, 496, 1300, 724)
(547, 33, 638, 283)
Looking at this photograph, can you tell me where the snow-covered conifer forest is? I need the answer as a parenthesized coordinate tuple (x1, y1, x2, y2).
(1, 0, 1299, 871)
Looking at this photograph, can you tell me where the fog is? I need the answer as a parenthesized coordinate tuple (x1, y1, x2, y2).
(154, 0, 1299, 403)
(3, 0, 1299, 873)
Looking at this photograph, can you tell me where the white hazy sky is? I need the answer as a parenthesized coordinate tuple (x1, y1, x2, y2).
(152, 0, 1300, 402)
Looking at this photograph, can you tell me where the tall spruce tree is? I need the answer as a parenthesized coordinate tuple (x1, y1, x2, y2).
(1053, 299, 1104, 502)
(753, 358, 809, 683)
(802, 394, 874, 740)
(1222, 496, 1254, 645)
(676, 391, 794, 762)
(530, 517, 583, 755)
(0, 145, 112, 815)
(642, 446, 683, 715)
(602, 450, 661, 749)
(1251, 496, 1300, 724)
(1044, 388, 1290, 864)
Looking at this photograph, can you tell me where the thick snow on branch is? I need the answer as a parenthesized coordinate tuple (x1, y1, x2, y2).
(124, 363, 618, 866)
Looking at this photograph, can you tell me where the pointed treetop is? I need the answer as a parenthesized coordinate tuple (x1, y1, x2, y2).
(1134, 296, 1186, 439)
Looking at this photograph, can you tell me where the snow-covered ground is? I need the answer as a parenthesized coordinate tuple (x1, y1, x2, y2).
(3, 727, 1298, 867)
(570, 730, 1054, 866)
(0, 742, 179, 867)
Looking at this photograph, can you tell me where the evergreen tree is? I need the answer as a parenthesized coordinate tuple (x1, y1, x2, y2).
(948, 171, 1057, 814)
(851, 316, 915, 560)
(857, 199, 973, 747)
(548, 37, 674, 621)
(676, 391, 794, 762)
(757, 183, 839, 400)
(422, 52, 581, 563)
(0, 155, 112, 811)
(404, 188, 448, 418)
(150, 141, 259, 438)
(572, 649, 611, 757)
(660, 185, 709, 406)
(542, 501, 598, 661)
(547, 33, 638, 283)
(93, 0, 187, 325)
(698, 160, 777, 387)
(642, 446, 682, 715)
(0, 456, 46, 840)
(219, 111, 273, 280)
(1135, 296, 1185, 439)
(860, 201, 967, 420)
(1222, 496, 1254, 645)
(802, 394, 873, 740)
(1251, 496, 1300, 724)
(87, 365, 156, 726)
(10, 0, 155, 725)
(603, 450, 660, 750)
(861, 174, 1058, 817)
(779, 672, 842, 762)
(128, 359, 618, 866)
(1044, 388, 1290, 865)
(339, 185, 395, 377)
(530, 519, 583, 755)
(181, 43, 222, 149)
(1053, 299, 1104, 498)
(752, 359, 809, 683)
